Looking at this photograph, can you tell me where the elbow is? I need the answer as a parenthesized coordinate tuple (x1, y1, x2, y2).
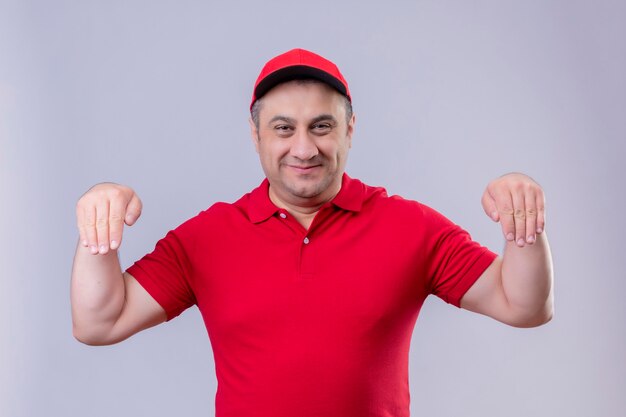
(533, 297, 555, 327)
(510, 304, 554, 328)
(72, 323, 118, 346)
(72, 327, 105, 346)
(541, 306, 554, 325)
(514, 312, 552, 328)
(505, 287, 554, 328)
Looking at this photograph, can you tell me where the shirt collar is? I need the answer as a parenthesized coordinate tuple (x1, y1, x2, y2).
(330, 173, 365, 212)
(247, 173, 365, 224)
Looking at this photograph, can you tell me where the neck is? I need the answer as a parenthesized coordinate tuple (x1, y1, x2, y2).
(268, 185, 339, 230)
(283, 207, 318, 230)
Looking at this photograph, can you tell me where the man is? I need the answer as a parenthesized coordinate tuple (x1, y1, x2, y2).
(71, 48, 553, 416)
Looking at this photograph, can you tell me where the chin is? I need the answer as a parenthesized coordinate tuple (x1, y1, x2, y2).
(289, 186, 324, 199)
(283, 180, 326, 199)
(276, 172, 339, 201)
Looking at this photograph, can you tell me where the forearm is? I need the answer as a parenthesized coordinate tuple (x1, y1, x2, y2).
(500, 232, 554, 326)
(71, 241, 126, 344)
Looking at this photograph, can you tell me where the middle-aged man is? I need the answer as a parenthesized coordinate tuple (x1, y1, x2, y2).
(72, 48, 553, 417)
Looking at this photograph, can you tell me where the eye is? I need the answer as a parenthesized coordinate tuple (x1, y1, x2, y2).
(273, 124, 294, 135)
(311, 122, 332, 134)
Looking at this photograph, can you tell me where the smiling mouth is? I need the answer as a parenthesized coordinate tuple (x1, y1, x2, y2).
(285, 164, 322, 174)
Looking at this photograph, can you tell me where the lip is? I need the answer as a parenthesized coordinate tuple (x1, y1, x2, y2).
(285, 164, 321, 174)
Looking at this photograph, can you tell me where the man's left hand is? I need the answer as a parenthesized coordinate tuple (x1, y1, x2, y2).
(481, 173, 546, 247)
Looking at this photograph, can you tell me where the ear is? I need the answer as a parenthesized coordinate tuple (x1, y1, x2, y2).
(249, 117, 260, 154)
(346, 113, 356, 149)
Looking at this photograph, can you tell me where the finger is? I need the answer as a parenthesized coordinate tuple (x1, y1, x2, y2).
(481, 189, 499, 222)
(109, 197, 126, 250)
(95, 200, 110, 254)
(511, 187, 526, 247)
(536, 191, 546, 234)
(125, 194, 143, 226)
(495, 189, 516, 242)
(83, 205, 99, 255)
(76, 202, 88, 248)
(524, 187, 538, 244)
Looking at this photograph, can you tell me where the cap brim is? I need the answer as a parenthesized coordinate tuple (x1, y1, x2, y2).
(253, 65, 349, 103)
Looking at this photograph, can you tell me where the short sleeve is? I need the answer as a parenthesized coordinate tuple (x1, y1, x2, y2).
(421, 205, 498, 307)
(126, 226, 197, 321)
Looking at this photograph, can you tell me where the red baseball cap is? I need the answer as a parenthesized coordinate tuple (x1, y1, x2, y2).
(251, 48, 351, 110)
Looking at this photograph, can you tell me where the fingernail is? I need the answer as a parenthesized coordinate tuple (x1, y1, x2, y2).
(90, 245, 98, 254)
(99, 244, 108, 254)
(491, 211, 498, 221)
(506, 233, 514, 241)
(526, 235, 535, 244)
(82, 240, 88, 247)
(536, 227, 543, 234)
(517, 238, 525, 246)
(110, 240, 118, 250)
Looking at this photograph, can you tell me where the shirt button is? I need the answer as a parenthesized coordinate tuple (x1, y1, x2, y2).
(279, 213, 287, 219)
(303, 237, 310, 245)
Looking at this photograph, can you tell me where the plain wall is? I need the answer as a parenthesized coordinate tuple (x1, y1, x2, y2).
(1, 1, 624, 416)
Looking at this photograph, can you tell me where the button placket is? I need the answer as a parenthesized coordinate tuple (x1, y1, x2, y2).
(275, 210, 302, 235)
(299, 233, 314, 279)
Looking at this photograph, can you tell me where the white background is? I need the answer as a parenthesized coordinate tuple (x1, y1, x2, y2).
(1, 1, 624, 416)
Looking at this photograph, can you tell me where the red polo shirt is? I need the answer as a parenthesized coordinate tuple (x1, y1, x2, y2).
(127, 174, 497, 417)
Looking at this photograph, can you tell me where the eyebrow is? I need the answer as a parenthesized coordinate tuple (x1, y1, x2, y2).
(268, 115, 296, 125)
(310, 114, 337, 125)
(267, 114, 337, 126)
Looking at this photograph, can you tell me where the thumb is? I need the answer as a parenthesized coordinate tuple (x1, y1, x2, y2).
(481, 188, 499, 222)
(125, 194, 143, 226)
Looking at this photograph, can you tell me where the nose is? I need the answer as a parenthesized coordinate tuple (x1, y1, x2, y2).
(289, 130, 319, 161)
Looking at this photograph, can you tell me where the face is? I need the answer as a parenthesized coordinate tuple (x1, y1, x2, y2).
(250, 80, 355, 209)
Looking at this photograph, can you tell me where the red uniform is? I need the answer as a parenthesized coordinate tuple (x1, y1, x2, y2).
(127, 174, 497, 417)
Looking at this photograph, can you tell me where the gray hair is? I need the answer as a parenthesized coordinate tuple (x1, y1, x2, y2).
(250, 79, 353, 130)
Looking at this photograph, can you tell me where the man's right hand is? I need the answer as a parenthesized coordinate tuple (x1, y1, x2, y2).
(72, 183, 166, 345)
(76, 183, 143, 255)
